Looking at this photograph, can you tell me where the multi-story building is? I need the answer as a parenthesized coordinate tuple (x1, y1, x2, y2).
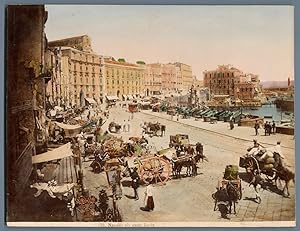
(47, 35, 93, 52)
(103, 57, 145, 99)
(45, 47, 63, 106)
(203, 65, 261, 101)
(48, 36, 104, 106)
(174, 62, 193, 91)
(144, 63, 163, 96)
(145, 62, 193, 96)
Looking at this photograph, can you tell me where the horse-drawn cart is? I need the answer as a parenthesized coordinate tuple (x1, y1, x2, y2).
(125, 154, 172, 185)
(212, 165, 242, 215)
(239, 149, 277, 180)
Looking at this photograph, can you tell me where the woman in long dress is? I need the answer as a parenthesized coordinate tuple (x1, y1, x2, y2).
(144, 184, 154, 211)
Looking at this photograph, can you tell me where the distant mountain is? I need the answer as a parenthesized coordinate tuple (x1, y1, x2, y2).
(261, 80, 294, 88)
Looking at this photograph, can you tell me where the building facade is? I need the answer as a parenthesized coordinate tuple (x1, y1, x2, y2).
(48, 35, 93, 52)
(46, 45, 104, 107)
(144, 62, 193, 96)
(103, 57, 145, 99)
(174, 62, 193, 91)
(203, 65, 261, 101)
(144, 63, 163, 96)
(6, 5, 48, 220)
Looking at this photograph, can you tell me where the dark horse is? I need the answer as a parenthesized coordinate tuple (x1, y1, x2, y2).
(213, 181, 240, 215)
(172, 157, 195, 178)
(274, 166, 295, 197)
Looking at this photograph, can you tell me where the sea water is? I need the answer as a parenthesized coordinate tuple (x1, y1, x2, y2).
(242, 104, 294, 123)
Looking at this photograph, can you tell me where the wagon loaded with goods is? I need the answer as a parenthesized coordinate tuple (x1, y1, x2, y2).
(132, 154, 172, 185)
(239, 148, 278, 180)
(212, 165, 242, 214)
(169, 134, 190, 148)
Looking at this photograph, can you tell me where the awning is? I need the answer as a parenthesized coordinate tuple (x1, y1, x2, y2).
(106, 95, 119, 101)
(85, 97, 97, 105)
(32, 143, 73, 164)
(54, 106, 64, 111)
(55, 122, 82, 130)
(127, 95, 133, 100)
(122, 94, 127, 99)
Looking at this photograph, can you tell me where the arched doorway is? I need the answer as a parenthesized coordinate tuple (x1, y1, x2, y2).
(117, 90, 120, 98)
(146, 88, 149, 96)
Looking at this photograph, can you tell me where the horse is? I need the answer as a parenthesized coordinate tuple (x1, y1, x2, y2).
(172, 155, 198, 178)
(274, 166, 295, 197)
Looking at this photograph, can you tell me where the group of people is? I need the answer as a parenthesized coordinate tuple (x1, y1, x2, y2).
(122, 119, 131, 133)
(254, 120, 276, 136)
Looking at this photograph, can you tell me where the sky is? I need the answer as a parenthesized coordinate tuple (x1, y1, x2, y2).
(45, 5, 294, 81)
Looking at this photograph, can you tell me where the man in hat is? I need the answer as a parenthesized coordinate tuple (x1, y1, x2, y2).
(254, 120, 260, 136)
(247, 139, 262, 156)
(130, 167, 140, 200)
(273, 141, 285, 169)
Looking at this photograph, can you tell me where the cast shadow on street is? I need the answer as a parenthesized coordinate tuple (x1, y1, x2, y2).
(239, 172, 285, 197)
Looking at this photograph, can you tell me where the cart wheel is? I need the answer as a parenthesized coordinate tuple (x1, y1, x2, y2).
(140, 157, 171, 185)
(245, 157, 259, 176)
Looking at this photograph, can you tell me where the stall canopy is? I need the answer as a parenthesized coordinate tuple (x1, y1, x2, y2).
(127, 95, 133, 100)
(32, 143, 73, 164)
(106, 95, 119, 101)
(85, 97, 97, 105)
(55, 122, 82, 130)
(122, 95, 127, 100)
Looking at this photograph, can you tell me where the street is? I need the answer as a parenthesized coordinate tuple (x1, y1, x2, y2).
(82, 106, 295, 222)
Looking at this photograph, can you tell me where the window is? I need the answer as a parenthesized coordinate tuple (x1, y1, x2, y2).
(86, 78, 88, 83)
(92, 78, 95, 85)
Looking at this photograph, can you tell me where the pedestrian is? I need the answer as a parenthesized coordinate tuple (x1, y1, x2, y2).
(143, 183, 154, 211)
(130, 167, 140, 200)
(229, 119, 234, 130)
(127, 119, 131, 132)
(131, 112, 134, 119)
(254, 120, 260, 136)
(264, 121, 268, 136)
(177, 113, 179, 121)
(272, 121, 276, 134)
(268, 122, 272, 136)
(122, 120, 126, 132)
(161, 124, 166, 137)
(171, 114, 173, 121)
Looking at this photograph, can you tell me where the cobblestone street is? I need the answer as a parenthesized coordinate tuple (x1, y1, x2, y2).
(82, 107, 295, 223)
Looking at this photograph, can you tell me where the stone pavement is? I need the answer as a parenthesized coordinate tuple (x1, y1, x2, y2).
(82, 107, 295, 224)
